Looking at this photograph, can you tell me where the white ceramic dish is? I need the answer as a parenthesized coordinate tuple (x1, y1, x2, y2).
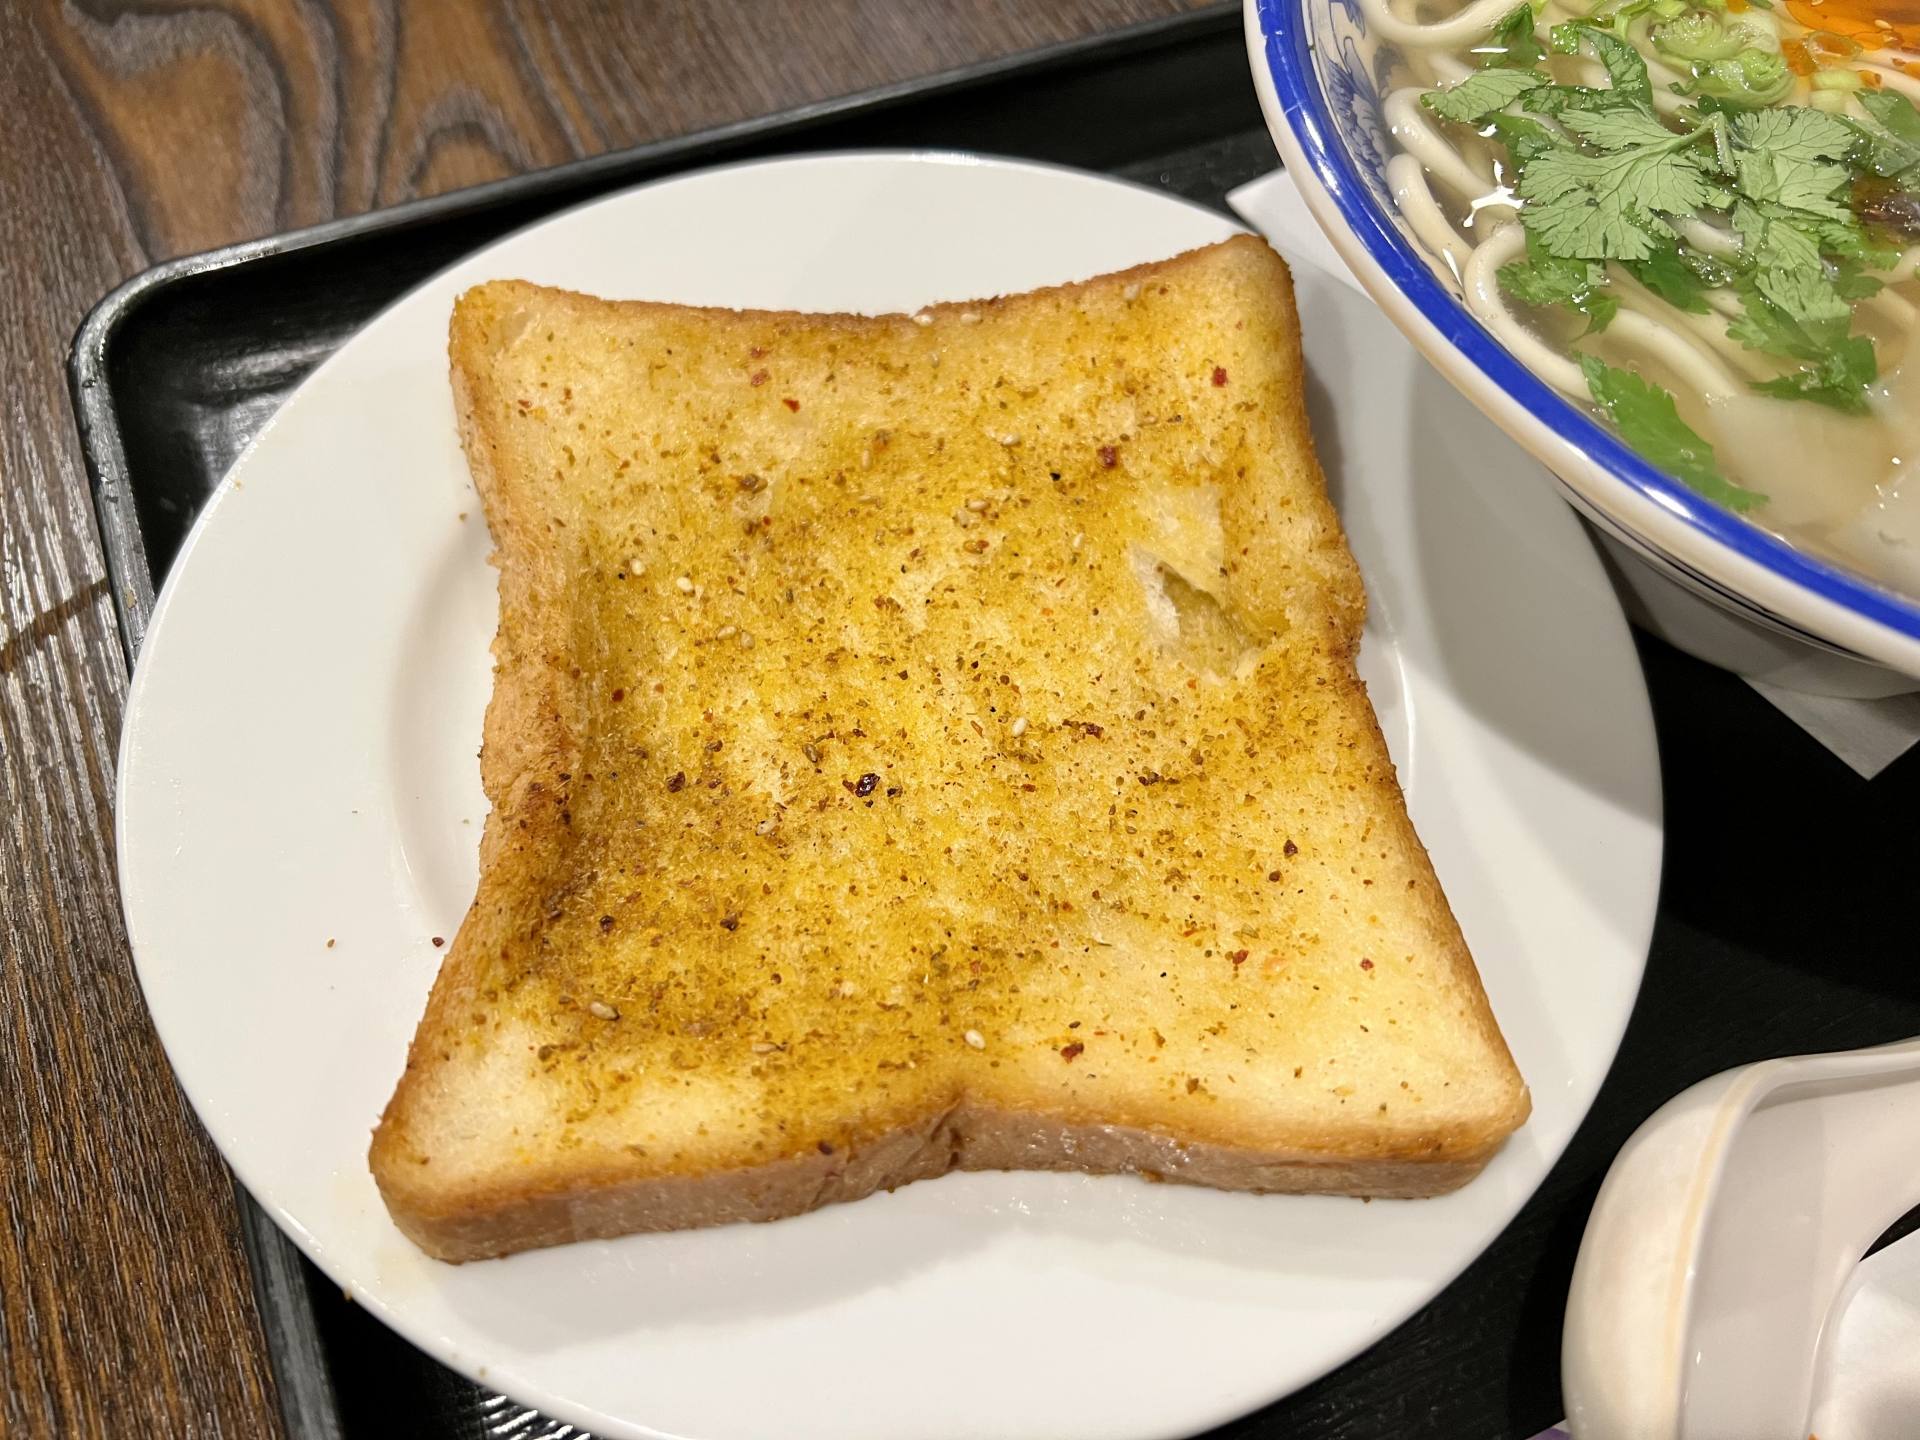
(1246, 0, 1920, 694)
(116, 152, 1661, 1440)
(1564, 1038, 1920, 1439)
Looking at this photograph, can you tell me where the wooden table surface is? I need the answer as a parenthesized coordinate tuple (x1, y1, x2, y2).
(0, 3, 1200, 1433)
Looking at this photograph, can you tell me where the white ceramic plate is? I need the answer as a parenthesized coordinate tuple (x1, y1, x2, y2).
(117, 153, 1661, 1440)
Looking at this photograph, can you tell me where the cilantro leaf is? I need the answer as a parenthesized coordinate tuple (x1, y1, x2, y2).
(1524, 82, 1645, 116)
(1731, 197, 1826, 272)
(1726, 266, 1881, 413)
(1727, 276, 1821, 358)
(1728, 267, 1856, 359)
(1758, 264, 1843, 337)
(1423, 69, 1548, 124)
(1559, 107, 1689, 149)
(1475, 3, 1544, 68)
(1736, 147, 1853, 218)
(1499, 239, 1619, 331)
(1551, 22, 1655, 110)
(1832, 257, 1885, 301)
(1732, 106, 1855, 166)
(1624, 243, 1715, 311)
(1732, 195, 1893, 274)
(1728, 109, 1855, 219)
(1681, 243, 1740, 287)
(1523, 182, 1671, 261)
(1689, 91, 1750, 120)
(1750, 336, 1878, 414)
(1851, 91, 1920, 179)
(1520, 117, 1716, 259)
(1704, 108, 1736, 175)
(1861, 89, 1920, 150)
(1805, 213, 1898, 266)
(1754, 265, 1851, 348)
(1577, 291, 1623, 332)
(1485, 112, 1562, 170)
(1579, 355, 1763, 510)
(1848, 119, 1920, 180)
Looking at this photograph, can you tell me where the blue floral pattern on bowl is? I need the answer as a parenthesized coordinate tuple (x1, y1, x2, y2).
(1307, 0, 1396, 211)
(1297, 0, 1448, 277)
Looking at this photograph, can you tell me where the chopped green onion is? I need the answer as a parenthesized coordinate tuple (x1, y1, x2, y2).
(1682, 47, 1795, 107)
(1653, 10, 1745, 61)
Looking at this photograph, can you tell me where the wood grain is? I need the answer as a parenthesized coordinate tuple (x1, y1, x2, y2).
(0, 1, 1194, 1433)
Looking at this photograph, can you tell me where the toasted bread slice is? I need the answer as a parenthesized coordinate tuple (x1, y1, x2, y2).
(370, 236, 1529, 1261)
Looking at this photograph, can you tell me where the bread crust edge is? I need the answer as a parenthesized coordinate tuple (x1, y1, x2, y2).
(384, 1101, 1508, 1262)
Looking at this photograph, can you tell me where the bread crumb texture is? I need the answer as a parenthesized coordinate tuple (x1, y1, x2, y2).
(371, 238, 1528, 1257)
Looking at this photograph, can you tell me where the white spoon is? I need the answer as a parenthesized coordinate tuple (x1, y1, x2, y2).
(1562, 1037, 1920, 1440)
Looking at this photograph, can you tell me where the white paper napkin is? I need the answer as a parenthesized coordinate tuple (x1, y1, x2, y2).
(1745, 682, 1920, 780)
(1225, 169, 1920, 779)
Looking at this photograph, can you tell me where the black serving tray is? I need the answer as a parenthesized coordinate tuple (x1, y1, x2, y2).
(69, 6, 1920, 1438)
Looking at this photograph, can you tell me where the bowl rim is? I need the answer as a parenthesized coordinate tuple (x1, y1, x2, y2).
(1248, 0, 1920, 652)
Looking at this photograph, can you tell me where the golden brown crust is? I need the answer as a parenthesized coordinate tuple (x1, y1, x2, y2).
(387, 1101, 1504, 1263)
(370, 237, 1528, 1258)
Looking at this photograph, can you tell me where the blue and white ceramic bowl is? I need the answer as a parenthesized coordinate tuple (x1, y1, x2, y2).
(1246, 0, 1920, 695)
